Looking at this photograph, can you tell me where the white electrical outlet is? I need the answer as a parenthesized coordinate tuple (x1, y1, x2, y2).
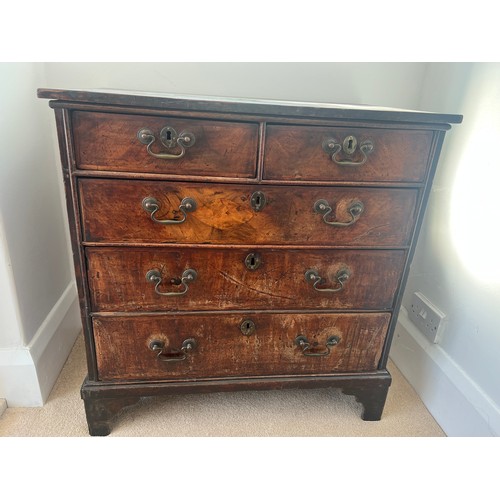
(408, 291, 446, 343)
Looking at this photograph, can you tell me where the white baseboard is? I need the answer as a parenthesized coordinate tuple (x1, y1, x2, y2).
(390, 306, 500, 436)
(0, 281, 81, 407)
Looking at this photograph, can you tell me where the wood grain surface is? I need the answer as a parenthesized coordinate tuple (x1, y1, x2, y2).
(86, 247, 406, 312)
(264, 124, 433, 182)
(72, 111, 259, 177)
(93, 312, 391, 381)
(39, 88, 461, 433)
(79, 178, 418, 246)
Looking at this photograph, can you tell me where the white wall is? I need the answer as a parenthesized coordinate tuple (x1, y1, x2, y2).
(391, 63, 500, 436)
(0, 63, 80, 406)
(0, 63, 72, 340)
(43, 62, 427, 108)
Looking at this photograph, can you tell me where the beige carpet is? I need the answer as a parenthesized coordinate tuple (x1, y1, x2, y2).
(0, 334, 445, 437)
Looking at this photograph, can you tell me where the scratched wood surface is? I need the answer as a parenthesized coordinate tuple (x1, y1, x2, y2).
(86, 247, 406, 312)
(92, 312, 390, 381)
(264, 124, 433, 182)
(79, 178, 418, 246)
(72, 111, 259, 177)
(38, 88, 462, 433)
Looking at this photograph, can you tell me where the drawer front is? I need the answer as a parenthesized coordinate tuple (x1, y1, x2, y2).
(264, 124, 433, 182)
(79, 179, 418, 246)
(86, 247, 405, 312)
(72, 111, 259, 178)
(93, 312, 390, 381)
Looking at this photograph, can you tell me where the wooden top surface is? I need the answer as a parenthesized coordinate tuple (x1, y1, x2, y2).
(38, 88, 463, 125)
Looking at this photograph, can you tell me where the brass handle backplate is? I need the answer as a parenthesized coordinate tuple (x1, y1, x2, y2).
(142, 196, 197, 225)
(305, 268, 350, 293)
(137, 126, 196, 159)
(314, 199, 364, 227)
(294, 335, 340, 357)
(149, 338, 197, 362)
(146, 268, 197, 297)
(322, 135, 374, 166)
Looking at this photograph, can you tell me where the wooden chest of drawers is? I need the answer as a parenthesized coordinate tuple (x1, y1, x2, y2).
(38, 88, 461, 435)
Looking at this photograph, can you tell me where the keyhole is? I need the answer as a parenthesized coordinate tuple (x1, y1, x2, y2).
(160, 127, 177, 147)
(245, 252, 261, 270)
(240, 319, 256, 336)
(343, 135, 357, 155)
(251, 191, 266, 212)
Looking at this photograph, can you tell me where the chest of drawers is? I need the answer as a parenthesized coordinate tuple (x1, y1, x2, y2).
(38, 88, 461, 435)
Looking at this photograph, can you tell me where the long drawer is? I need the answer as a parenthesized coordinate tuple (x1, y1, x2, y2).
(264, 124, 433, 182)
(93, 312, 391, 381)
(86, 247, 406, 312)
(72, 111, 259, 178)
(79, 179, 418, 246)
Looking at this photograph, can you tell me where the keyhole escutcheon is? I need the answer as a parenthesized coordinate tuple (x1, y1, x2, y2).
(245, 252, 262, 270)
(250, 191, 267, 212)
(240, 319, 256, 336)
(343, 135, 357, 155)
(159, 126, 178, 148)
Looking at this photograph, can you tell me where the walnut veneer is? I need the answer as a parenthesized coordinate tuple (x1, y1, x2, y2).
(38, 88, 461, 435)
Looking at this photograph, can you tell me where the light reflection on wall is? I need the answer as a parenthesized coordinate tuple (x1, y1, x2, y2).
(450, 84, 500, 283)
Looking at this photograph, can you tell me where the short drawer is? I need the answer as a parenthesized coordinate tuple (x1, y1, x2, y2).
(72, 111, 259, 178)
(93, 312, 390, 381)
(86, 247, 406, 312)
(79, 178, 418, 246)
(263, 124, 433, 182)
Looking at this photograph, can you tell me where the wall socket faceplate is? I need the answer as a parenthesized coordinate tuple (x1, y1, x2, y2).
(408, 291, 446, 343)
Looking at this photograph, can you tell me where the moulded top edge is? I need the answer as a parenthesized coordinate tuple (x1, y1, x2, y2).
(37, 88, 463, 125)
